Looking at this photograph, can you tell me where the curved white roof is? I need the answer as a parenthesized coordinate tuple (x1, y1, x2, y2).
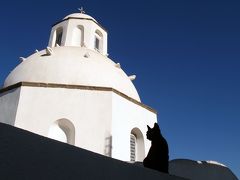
(63, 13, 97, 22)
(169, 159, 238, 180)
(4, 47, 140, 101)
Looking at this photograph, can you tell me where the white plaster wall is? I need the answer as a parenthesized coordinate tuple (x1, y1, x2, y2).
(65, 19, 107, 55)
(71, 26, 84, 46)
(14, 86, 112, 155)
(1, 86, 156, 161)
(111, 93, 157, 161)
(0, 88, 21, 125)
(49, 18, 107, 55)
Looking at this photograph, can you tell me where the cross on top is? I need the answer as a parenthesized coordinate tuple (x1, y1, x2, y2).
(78, 7, 85, 14)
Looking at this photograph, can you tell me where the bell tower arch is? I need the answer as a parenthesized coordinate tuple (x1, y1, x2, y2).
(48, 10, 108, 56)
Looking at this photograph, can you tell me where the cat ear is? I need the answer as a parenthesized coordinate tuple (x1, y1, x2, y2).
(147, 125, 151, 130)
(154, 123, 159, 129)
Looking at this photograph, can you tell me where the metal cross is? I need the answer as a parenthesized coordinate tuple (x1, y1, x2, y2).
(78, 7, 85, 14)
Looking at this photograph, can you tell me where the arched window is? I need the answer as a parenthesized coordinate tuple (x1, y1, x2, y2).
(72, 25, 84, 46)
(94, 30, 103, 52)
(55, 27, 63, 46)
(48, 119, 75, 145)
(130, 128, 145, 162)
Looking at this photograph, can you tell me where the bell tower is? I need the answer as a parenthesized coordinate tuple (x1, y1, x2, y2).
(48, 8, 108, 56)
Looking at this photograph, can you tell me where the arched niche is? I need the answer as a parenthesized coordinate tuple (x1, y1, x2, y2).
(48, 118, 75, 145)
(94, 29, 103, 52)
(130, 128, 145, 162)
(72, 25, 84, 46)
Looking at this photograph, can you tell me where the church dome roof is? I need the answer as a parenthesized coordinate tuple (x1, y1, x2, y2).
(63, 13, 97, 22)
(4, 47, 140, 101)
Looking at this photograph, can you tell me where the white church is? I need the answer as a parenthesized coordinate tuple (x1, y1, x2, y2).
(0, 10, 238, 180)
(0, 10, 157, 162)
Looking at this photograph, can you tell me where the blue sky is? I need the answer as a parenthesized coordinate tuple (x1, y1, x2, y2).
(0, 0, 239, 177)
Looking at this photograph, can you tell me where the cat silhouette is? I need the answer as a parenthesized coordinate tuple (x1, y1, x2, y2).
(143, 123, 169, 173)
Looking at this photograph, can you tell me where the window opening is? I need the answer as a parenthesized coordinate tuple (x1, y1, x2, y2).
(130, 134, 136, 162)
(95, 36, 100, 50)
(55, 29, 63, 46)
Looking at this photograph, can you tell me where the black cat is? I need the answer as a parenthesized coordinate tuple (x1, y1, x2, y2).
(143, 123, 169, 173)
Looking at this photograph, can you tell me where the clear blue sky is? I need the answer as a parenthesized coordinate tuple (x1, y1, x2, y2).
(0, 0, 239, 177)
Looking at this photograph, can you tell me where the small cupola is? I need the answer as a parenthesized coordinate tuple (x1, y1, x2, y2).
(48, 8, 108, 56)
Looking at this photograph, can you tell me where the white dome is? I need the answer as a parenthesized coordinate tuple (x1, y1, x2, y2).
(4, 47, 140, 101)
(63, 13, 97, 22)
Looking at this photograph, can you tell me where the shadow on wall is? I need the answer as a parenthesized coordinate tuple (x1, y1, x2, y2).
(143, 123, 169, 174)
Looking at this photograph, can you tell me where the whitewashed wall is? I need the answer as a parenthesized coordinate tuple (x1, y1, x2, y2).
(48, 18, 108, 55)
(14, 86, 112, 155)
(111, 93, 157, 161)
(0, 85, 157, 162)
(0, 88, 21, 125)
